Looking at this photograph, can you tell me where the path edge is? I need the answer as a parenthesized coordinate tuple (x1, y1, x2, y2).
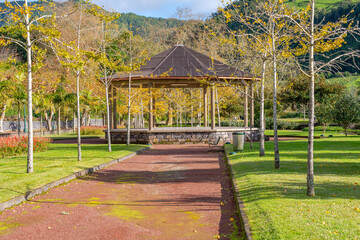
(223, 145, 252, 240)
(0, 146, 150, 212)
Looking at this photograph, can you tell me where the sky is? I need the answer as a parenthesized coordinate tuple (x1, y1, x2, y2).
(91, 0, 222, 18)
(0, 0, 222, 18)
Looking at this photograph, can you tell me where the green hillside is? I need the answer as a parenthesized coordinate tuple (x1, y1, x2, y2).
(327, 74, 360, 89)
(285, 0, 359, 10)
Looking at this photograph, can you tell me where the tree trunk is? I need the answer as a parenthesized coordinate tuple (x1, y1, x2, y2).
(307, 0, 316, 196)
(259, 58, 266, 156)
(141, 98, 144, 128)
(57, 106, 61, 135)
(127, 72, 131, 145)
(303, 105, 306, 120)
(65, 116, 68, 130)
(18, 104, 21, 136)
(166, 106, 173, 127)
(272, 17, 280, 169)
(25, 0, 34, 173)
(87, 111, 91, 126)
(0, 104, 6, 133)
(105, 82, 112, 152)
(40, 113, 43, 137)
(76, 70, 82, 161)
(73, 110, 76, 133)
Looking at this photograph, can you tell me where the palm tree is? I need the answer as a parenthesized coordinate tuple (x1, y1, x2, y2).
(53, 78, 67, 135)
(63, 93, 77, 132)
(11, 73, 27, 136)
(0, 79, 12, 132)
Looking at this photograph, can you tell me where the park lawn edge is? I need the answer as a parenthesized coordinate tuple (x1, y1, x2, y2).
(223, 144, 253, 240)
(0, 146, 150, 213)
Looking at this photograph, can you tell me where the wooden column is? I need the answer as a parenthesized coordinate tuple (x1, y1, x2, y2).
(152, 96, 156, 128)
(148, 83, 153, 131)
(250, 82, 254, 127)
(109, 86, 113, 129)
(244, 85, 249, 127)
(211, 87, 216, 130)
(113, 87, 117, 129)
(203, 86, 208, 127)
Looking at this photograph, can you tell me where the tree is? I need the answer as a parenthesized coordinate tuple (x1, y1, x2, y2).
(52, 0, 103, 161)
(332, 93, 360, 136)
(0, 78, 12, 132)
(279, 75, 344, 114)
(315, 100, 334, 135)
(218, 0, 294, 165)
(282, 0, 360, 196)
(53, 76, 67, 135)
(0, 0, 60, 173)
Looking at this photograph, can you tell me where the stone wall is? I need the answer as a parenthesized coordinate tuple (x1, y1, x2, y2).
(108, 130, 268, 144)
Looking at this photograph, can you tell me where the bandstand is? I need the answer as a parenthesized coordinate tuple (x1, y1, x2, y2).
(106, 45, 262, 144)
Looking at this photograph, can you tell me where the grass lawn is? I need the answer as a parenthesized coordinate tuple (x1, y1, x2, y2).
(225, 135, 360, 239)
(44, 132, 104, 140)
(264, 129, 345, 138)
(279, 118, 308, 125)
(0, 144, 146, 204)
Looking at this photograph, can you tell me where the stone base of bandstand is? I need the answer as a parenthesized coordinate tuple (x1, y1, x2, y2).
(105, 127, 269, 144)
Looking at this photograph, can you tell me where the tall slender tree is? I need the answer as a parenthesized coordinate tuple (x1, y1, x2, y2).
(0, 0, 59, 172)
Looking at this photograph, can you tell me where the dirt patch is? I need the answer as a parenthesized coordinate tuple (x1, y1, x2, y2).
(0, 145, 242, 239)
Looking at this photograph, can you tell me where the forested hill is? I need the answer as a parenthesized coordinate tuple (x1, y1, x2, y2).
(0, 1, 183, 33)
(116, 13, 182, 34)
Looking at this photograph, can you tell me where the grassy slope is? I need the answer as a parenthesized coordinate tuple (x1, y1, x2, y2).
(327, 74, 360, 89)
(0, 144, 146, 203)
(285, 0, 357, 9)
(226, 136, 360, 239)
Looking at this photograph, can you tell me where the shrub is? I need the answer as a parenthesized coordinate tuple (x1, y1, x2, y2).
(0, 136, 51, 158)
(79, 126, 105, 135)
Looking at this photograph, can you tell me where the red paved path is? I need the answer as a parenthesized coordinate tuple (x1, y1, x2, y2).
(0, 145, 241, 240)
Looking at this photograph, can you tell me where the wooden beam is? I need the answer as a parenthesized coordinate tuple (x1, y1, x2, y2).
(244, 85, 248, 128)
(148, 83, 153, 131)
(250, 82, 254, 128)
(211, 87, 216, 130)
(113, 87, 117, 129)
(152, 96, 156, 129)
(203, 87, 208, 127)
(109, 86, 113, 129)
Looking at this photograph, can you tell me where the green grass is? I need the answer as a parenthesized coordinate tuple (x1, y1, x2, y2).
(328, 74, 360, 89)
(226, 135, 360, 239)
(265, 129, 344, 138)
(0, 144, 146, 203)
(279, 118, 308, 125)
(285, 0, 357, 9)
(44, 132, 103, 140)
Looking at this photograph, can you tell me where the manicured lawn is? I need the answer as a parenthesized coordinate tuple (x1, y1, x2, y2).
(279, 118, 308, 124)
(0, 144, 146, 203)
(44, 132, 103, 140)
(265, 129, 344, 138)
(226, 136, 360, 239)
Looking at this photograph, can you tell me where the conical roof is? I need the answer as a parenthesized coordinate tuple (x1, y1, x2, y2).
(112, 45, 252, 79)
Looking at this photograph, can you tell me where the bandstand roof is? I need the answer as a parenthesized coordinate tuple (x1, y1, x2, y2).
(109, 45, 259, 88)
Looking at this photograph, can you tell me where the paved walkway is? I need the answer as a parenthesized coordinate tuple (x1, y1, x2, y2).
(0, 145, 241, 240)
